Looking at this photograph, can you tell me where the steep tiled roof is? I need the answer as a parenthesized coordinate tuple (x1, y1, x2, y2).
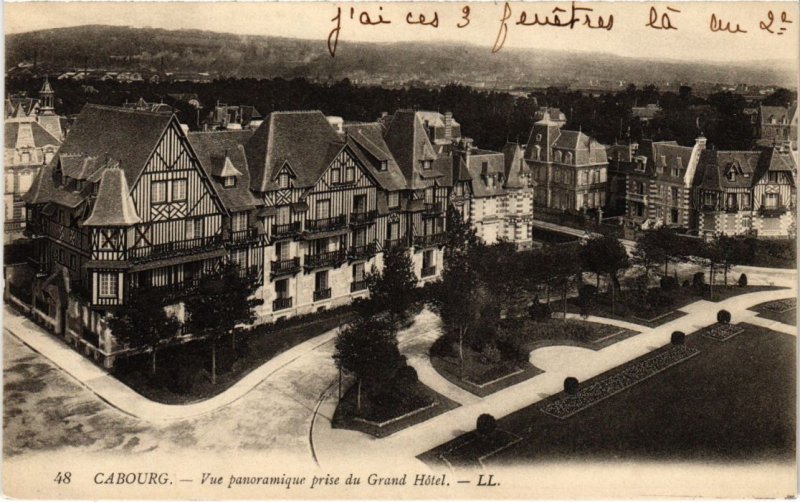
(343, 123, 407, 191)
(696, 150, 762, 190)
(245, 111, 345, 192)
(188, 130, 260, 211)
(465, 150, 506, 198)
(760, 105, 792, 125)
(83, 167, 141, 227)
(637, 141, 695, 182)
(501, 142, 531, 189)
(4, 120, 61, 150)
(383, 110, 448, 189)
(56, 104, 174, 188)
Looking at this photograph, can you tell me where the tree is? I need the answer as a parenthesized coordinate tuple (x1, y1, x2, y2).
(632, 227, 678, 279)
(184, 260, 263, 384)
(106, 290, 182, 375)
(715, 235, 755, 286)
(580, 235, 629, 313)
(361, 244, 418, 335)
(444, 203, 481, 261)
(550, 244, 582, 320)
(333, 316, 402, 411)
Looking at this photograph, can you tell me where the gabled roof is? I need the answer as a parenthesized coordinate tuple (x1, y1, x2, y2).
(245, 111, 346, 192)
(4, 120, 62, 150)
(695, 149, 762, 190)
(635, 140, 695, 182)
(760, 105, 792, 125)
(188, 130, 260, 211)
(83, 167, 142, 227)
(525, 120, 607, 166)
(383, 110, 449, 189)
(501, 142, 531, 189)
(464, 149, 506, 198)
(343, 123, 407, 191)
(56, 104, 174, 189)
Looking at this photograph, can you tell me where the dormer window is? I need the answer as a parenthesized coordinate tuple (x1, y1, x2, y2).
(487, 176, 495, 188)
(279, 172, 290, 189)
(421, 160, 432, 170)
(672, 168, 681, 178)
(380, 160, 388, 171)
(224, 176, 236, 188)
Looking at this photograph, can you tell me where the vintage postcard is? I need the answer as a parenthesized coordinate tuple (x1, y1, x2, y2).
(2, 0, 798, 499)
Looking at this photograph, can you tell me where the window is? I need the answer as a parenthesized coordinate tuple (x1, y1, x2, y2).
(279, 172, 290, 189)
(423, 249, 434, 269)
(671, 209, 679, 224)
(186, 218, 203, 240)
(232, 212, 248, 232)
(277, 206, 291, 225)
(331, 167, 341, 184)
(353, 194, 367, 213)
(275, 279, 288, 299)
(345, 164, 355, 182)
(741, 193, 751, 209)
(223, 176, 235, 188)
(671, 187, 679, 202)
(554, 151, 562, 163)
(704, 192, 716, 207)
(380, 160, 388, 171)
(582, 193, 589, 207)
(151, 181, 167, 204)
(388, 192, 400, 208)
(172, 179, 187, 201)
(764, 193, 779, 208)
(726, 170, 736, 182)
(421, 160, 432, 170)
(99, 273, 118, 298)
(387, 221, 400, 240)
(353, 263, 365, 282)
(276, 241, 290, 261)
(315, 199, 330, 219)
(70, 254, 77, 271)
(486, 176, 495, 188)
(672, 168, 681, 178)
(315, 270, 329, 291)
(767, 172, 779, 183)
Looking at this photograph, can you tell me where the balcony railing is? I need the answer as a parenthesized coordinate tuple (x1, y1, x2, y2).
(383, 237, 408, 251)
(4, 219, 25, 232)
(271, 221, 301, 240)
(724, 205, 739, 213)
(313, 288, 332, 302)
(349, 210, 378, 226)
(421, 265, 437, 278)
(271, 257, 301, 278)
(759, 206, 787, 218)
(351, 280, 369, 292)
(304, 249, 347, 270)
(348, 243, 377, 261)
(273, 297, 293, 311)
(42, 220, 91, 249)
(627, 193, 647, 203)
(413, 233, 446, 249)
(230, 227, 259, 242)
(305, 215, 347, 233)
(423, 201, 444, 217)
(129, 235, 223, 263)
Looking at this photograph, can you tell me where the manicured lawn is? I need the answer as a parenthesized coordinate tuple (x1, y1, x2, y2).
(752, 298, 797, 327)
(332, 379, 459, 438)
(420, 323, 795, 465)
(114, 309, 355, 404)
(551, 285, 784, 327)
(430, 320, 638, 397)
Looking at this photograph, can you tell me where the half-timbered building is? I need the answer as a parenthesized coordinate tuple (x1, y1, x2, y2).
(692, 146, 797, 238)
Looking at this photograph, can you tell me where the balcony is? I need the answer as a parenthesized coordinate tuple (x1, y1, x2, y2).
(759, 206, 787, 218)
(40, 220, 91, 249)
(348, 243, 377, 261)
(421, 265, 437, 278)
(384, 237, 408, 251)
(349, 210, 378, 226)
(422, 201, 444, 218)
(271, 257, 301, 278)
(313, 288, 332, 302)
(351, 280, 369, 293)
(273, 297, 293, 311)
(4, 219, 25, 232)
(230, 227, 260, 243)
(129, 235, 223, 263)
(413, 233, 446, 249)
(304, 249, 347, 270)
(271, 221, 301, 240)
(305, 215, 347, 233)
(724, 205, 739, 213)
(627, 193, 647, 203)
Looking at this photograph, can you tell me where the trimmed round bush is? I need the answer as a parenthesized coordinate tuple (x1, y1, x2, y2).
(671, 331, 686, 345)
(738, 273, 748, 287)
(660, 276, 679, 291)
(476, 413, 497, 435)
(717, 309, 732, 324)
(564, 376, 580, 395)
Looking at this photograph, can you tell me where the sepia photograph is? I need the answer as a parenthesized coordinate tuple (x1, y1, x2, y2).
(2, 1, 798, 499)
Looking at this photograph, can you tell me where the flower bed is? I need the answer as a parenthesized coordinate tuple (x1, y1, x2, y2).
(436, 429, 522, 468)
(702, 323, 745, 342)
(540, 345, 700, 419)
(760, 298, 796, 314)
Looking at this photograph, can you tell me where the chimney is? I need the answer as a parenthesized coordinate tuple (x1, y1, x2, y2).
(444, 111, 453, 139)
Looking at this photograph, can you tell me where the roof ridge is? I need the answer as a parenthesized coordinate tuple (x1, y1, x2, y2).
(83, 103, 173, 117)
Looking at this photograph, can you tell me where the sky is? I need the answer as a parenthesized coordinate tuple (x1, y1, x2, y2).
(4, 1, 799, 65)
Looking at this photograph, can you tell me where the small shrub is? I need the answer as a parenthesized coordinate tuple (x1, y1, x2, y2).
(564, 376, 580, 395)
(483, 344, 503, 364)
(645, 289, 675, 311)
(671, 331, 686, 345)
(692, 272, 706, 288)
(717, 309, 731, 324)
(528, 301, 552, 321)
(660, 276, 679, 291)
(738, 273, 748, 287)
(476, 413, 497, 435)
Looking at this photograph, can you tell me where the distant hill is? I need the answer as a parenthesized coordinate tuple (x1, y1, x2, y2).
(5, 25, 796, 87)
